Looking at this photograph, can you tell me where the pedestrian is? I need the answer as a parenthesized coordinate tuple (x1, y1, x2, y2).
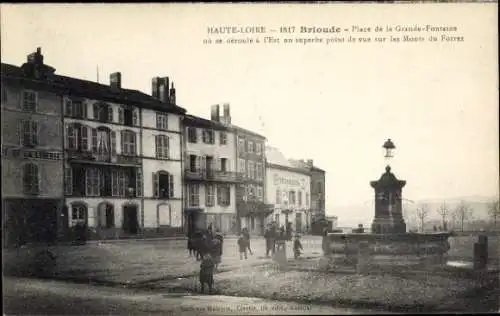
(276, 226, 286, 251)
(264, 226, 273, 257)
(242, 227, 253, 256)
(293, 234, 303, 259)
(211, 230, 223, 270)
(237, 233, 248, 260)
(199, 253, 215, 294)
(322, 228, 330, 255)
(286, 222, 293, 241)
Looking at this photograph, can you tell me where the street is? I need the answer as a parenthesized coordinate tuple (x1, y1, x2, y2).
(3, 277, 377, 315)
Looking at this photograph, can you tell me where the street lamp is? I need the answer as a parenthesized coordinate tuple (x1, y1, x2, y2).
(383, 138, 396, 162)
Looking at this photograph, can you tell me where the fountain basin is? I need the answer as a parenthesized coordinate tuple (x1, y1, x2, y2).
(323, 232, 452, 270)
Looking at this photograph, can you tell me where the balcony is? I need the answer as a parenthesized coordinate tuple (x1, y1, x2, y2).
(237, 201, 274, 217)
(66, 150, 141, 166)
(184, 168, 242, 183)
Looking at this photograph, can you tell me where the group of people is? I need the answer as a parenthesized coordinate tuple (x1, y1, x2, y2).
(187, 224, 224, 270)
(263, 221, 303, 259)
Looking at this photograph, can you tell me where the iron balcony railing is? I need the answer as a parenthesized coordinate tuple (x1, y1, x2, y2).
(184, 168, 242, 182)
(66, 149, 140, 165)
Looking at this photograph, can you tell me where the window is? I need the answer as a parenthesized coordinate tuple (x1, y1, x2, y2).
(64, 166, 73, 195)
(188, 184, 200, 207)
(121, 130, 136, 156)
(256, 143, 262, 155)
(65, 99, 86, 118)
(71, 204, 87, 223)
(156, 113, 168, 130)
(238, 137, 245, 153)
(247, 185, 255, 201)
(206, 184, 215, 206)
(238, 158, 246, 174)
(19, 120, 38, 147)
(298, 191, 303, 206)
(86, 168, 101, 196)
(276, 188, 281, 204)
(155, 135, 170, 159)
(202, 129, 215, 144)
(111, 170, 129, 196)
(247, 161, 254, 179)
(187, 127, 197, 143)
(22, 90, 37, 112)
(256, 162, 263, 180)
(257, 186, 263, 201)
(217, 184, 231, 206)
(23, 163, 39, 195)
(289, 190, 296, 205)
(189, 154, 199, 172)
(66, 123, 90, 151)
(152, 171, 174, 198)
(306, 193, 310, 207)
(220, 158, 228, 172)
(120, 106, 138, 126)
(135, 169, 142, 197)
(248, 140, 254, 153)
(93, 103, 113, 122)
(219, 131, 227, 145)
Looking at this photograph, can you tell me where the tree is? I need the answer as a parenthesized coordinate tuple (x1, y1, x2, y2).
(436, 202, 449, 231)
(416, 204, 429, 232)
(487, 199, 500, 230)
(453, 200, 472, 232)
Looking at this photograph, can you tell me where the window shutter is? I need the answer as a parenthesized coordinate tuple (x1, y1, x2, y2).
(64, 123, 68, 149)
(136, 169, 142, 197)
(156, 114, 160, 129)
(107, 106, 113, 122)
(165, 136, 170, 158)
(120, 131, 125, 154)
(153, 172, 159, 197)
(80, 125, 88, 151)
(93, 104, 99, 120)
(227, 186, 231, 206)
(82, 102, 88, 118)
(111, 170, 118, 196)
(205, 184, 210, 206)
(169, 174, 174, 198)
(195, 156, 201, 171)
(110, 131, 116, 154)
(91, 128, 98, 152)
(217, 185, 221, 205)
(216, 158, 222, 171)
(133, 109, 138, 126)
(118, 107, 124, 124)
(155, 135, 159, 158)
(65, 99, 72, 116)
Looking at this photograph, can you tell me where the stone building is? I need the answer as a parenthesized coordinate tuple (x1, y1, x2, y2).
(2, 47, 187, 241)
(266, 146, 312, 234)
(1, 48, 64, 246)
(182, 106, 238, 235)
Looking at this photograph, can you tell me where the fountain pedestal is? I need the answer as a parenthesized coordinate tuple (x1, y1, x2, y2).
(323, 165, 450, 272)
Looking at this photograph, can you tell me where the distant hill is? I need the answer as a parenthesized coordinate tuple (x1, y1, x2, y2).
(332, 195, 499, 228)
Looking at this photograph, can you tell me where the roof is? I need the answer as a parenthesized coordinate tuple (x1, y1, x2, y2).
(232, 124, 266, 139)
(266, 146, 293, 167)
(183, 114, 231, 131)
(1, 63, 187, 115)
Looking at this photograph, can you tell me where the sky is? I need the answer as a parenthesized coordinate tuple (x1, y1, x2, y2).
(1, 3, 498, 223)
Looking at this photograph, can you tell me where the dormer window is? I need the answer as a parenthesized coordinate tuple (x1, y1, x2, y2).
(119, 106, 138, 127)
(65, 99, 86, 118)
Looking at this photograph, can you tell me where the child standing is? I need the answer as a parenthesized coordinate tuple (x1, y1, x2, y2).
(293, 234, 303, 259)
(199, 253, 215, 293)
(237, 233, 247, 260)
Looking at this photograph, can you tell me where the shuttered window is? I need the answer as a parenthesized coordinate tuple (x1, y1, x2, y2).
(23, 163, 40, 195)
(155, 135, 169, 159)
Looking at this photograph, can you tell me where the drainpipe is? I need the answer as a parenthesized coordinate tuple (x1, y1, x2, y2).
(59, 93, 66, 244)
(140, 108, 145, 238)
(180, 115, 185, 234)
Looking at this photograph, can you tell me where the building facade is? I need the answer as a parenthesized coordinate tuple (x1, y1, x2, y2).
(233, 116, 269, 236)
(2, 48, 187, 241)
(266, 147, 312, 234)
(182, 108, 238, 235)
(289, 159, 326, 222)
(2, 49, 64, 246)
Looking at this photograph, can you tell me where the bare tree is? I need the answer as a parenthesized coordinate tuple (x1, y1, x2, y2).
(416, 204, 429, 232)
(453, 200, 472, 232)
(487, 199, 500, 229)
(436, 202, 449, 231)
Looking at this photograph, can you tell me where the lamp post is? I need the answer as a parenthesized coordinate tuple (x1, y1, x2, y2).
(383, 138, 396, 162)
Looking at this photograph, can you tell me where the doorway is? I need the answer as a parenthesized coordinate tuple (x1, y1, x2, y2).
(122, 204, 139, 235)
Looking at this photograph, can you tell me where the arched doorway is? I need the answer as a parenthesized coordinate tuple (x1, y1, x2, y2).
(122, 204, 139, 235)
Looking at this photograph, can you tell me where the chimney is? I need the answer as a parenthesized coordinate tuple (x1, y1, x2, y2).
(211, 104, 220, 122)
(222, 103, 231, 125)
(152, 77, 160, 99)
(110, 72, 122, 90)
(169, 81, 176, 105)
(307, 159, 313, 167)
(159, 77, 170, 103)
(22, 47, 56, 78)
(27, 47, 44, 65)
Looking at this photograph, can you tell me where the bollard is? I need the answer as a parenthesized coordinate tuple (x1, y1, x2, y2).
(473, 234, 488, 270)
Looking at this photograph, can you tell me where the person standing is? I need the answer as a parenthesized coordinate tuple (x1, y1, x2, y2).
(237, 233, 248, 260)
(293, 234, 303, 259)
(264, 225, 273, 257)
(242, 227, 253, 256)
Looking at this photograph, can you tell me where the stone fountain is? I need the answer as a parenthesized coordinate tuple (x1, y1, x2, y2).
(322, 139, 451, 271)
